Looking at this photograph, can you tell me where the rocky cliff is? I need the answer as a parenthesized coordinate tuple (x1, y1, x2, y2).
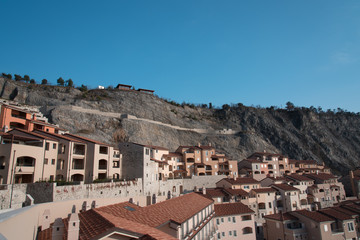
(1, 77, 359, 175)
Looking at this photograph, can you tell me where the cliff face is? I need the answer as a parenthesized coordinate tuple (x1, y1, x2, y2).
(1, 77, 359, 175)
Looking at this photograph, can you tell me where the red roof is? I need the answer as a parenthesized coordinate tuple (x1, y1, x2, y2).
(8, 128, 58, 141)
(64, 133, 110, 146)
(305, 173, 338, 181)
(319, 208, 353, 221)
(271, 184, 299, 192)
(286, 174, 314, 182)
(34, 130, 83, 143)
(252, 188, 276, 193)
(222, 188, 249, 197)
(264, 212, 298, 221)
(293, 210, 334, 222)
(218, 177, 260, 185)
(215, 202, 254, 217)
(97, 193, 213, 227)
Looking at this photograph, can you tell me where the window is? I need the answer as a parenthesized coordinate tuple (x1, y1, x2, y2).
(216, 219, 220, 225)
(232, 217, 236, 223)
(268, 202, 272, 208)
(221, 218, 224, 223)
(222, 232, 225, 237)
(324, 224, 328, 232)
(145, 149, 150, 155)
(45, 142, 49, 151)
(242, 215, 251, 221)
(228, 217, 231, 222)
(229, 231, 232, 236)
(53, 143, 56, 149)
(348, 222, 354, 232)
(233, 230, 237, 236)
(51, 159, 55, 165)
(217, 233, 220, 239)
(244, 186, 249, 189)
(44, 158, 48, 164)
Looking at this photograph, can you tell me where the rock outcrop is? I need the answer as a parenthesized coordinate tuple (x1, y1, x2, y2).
(1, 77, 359, 175)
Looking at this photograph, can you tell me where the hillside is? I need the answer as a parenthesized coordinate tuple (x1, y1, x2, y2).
(1, 77, 359, 175)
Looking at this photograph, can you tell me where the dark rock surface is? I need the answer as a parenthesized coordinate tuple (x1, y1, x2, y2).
(1, 77, 359, 175)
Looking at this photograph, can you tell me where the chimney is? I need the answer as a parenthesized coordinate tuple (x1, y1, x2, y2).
(202, 187, 206, 195)
(42, 209, 51, 230)
(67, 213, 80, 240)
(316, 170, 319, 175)
(234, 176, 237, 181)
(194, 186, 198, 192)
(198, 142, 201, 147)
(209, 143, 212, 147)
(263, 149, 266, 153)
(51, 218, 65, 240)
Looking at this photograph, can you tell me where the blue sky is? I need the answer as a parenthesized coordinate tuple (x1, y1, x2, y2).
(1, 1, 360, 112)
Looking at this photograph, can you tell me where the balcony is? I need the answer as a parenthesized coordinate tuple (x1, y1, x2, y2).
(73, 144, 85, 155)
(72, 159, 84, 170)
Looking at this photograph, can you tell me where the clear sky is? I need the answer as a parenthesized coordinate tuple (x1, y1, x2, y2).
(1, 0, 360, 112)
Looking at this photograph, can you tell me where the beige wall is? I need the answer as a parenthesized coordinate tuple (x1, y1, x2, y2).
(216, 213, 256, 240)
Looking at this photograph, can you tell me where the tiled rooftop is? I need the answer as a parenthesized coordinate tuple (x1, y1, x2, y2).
(214, 202, 254, 217)
(271, 184, 299, 192)
(219, 177, 260, 185)
(97, 192, 213, 227)
(293, 210, 334, 223)
(264, 212, 298, 221)
(251, 188, 276, 193)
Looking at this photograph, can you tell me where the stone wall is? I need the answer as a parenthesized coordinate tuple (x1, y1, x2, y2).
(0, 184, 27, 210)
(0, 175, 226, 210)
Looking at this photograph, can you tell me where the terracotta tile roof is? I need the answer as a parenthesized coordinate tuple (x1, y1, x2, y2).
(305, 173, 338, 181)
(97, 193, 213, 227)
(297, 160, 318, 165)
(222, 188, 249, 197)
(219, 177, 260, 185)
(1, 133, 41, 142)
(34, 130, 84, 143)
(243, 158, 263, 163)
(251, 187, 276, 193)
(271, 184, 299, 192)
(286, 174, 314, 182)
(215, 202, 254, 217)
(264, 212, 298, 221)
(163, 152, 182, 157)
(64, 133, 110, 146)
(79, 209, 115, 239)
(319, 208, 353, 221)
(138, 88, 155, 93)
(202, 188, 227, 198)
(294, 210, 334, 222)
(264, 176, 287, 181)
(332, 206, 359, 217)
(96, 211, 176, 240)
(8, 128, 58, 141)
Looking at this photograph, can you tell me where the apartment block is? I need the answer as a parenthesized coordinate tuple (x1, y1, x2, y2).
(239, 151, 331, 180)
(0, 100, 60, 133)
(0, 129, 59, 184)
(264, 206, 359, 240)
(215, 202, 256, 240)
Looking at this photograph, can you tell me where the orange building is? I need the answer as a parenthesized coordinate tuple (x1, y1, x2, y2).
(0, 101, 59, 133)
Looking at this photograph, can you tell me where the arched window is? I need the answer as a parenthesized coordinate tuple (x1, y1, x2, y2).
(98, 159, 107, 169)
(243, 227, 253, 234)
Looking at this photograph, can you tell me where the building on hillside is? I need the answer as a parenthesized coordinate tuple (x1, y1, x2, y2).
(116, 83, 132, 90)
(215, 202, 256, 240)
(176, 144, 238, 178)
(38, 192, 217, 240)
(34, 130, 121, 183)
(216, 177, 261, 191)
(305, 173, 346, 209)
(0, 100, 61, 133)
(238, 152, 331, 180)
(0, 129, 59, 184)
(349, 169, 360, 198)
(264, 207, 358, 240)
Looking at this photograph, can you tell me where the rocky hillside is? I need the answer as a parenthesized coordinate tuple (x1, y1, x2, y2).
(1, 77, 359, 175)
